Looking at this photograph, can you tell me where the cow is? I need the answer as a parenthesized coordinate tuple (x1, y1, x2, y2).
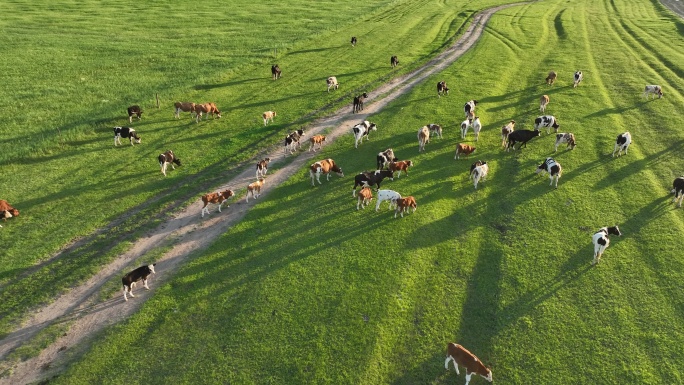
(246, 178, 265, 202)
(174, 102, 196, 119)
(592, 225, 622, 265)
(256, 157, 271, 178)
(506, 129, 541, 151)
(573, 71, 583, 88)
(127, 105, 142, 123)
(200, 189, 235, 218)
(113, 126, 141, 146)
(377, 148, 397, 170)
(122, 264, 156, 301)
(470, 161, 488, 190)
(353, 93, 368, 113)
(351, 36, 357, 47)
(643, 85, 663, 99)
(471, 116, 482, 142)
(309, 158, 344, 186)
(501, 120, 515, 147)
(158, 150, 181, 176)
(554, 133, 577, 152)
(612, 132, 632, 157)
(271, 64, 282, 80)
(540, 94, 550, 112)
(393, 196, 416, 218)
(445, 343, 493, 385)
(536, 157, 562, 188)
(327, 76, 339, 92)
(389, 160, 414, 178)
(352, 121, 377, 148)
(460, 118, 473, 139)
(418, 126, 430, 152)
(352, 170, 394, 197)
(262, 110, 277, 125)
(464, 100, 478, 119)
(534, 115, 560, 134)
(0, 200, 19, 224)
(285, 129, 305, 154)
(454, 143, 476, 159)
(194, 102, 221, 122)
(672, 177, 684, 208)
(356, 187, 373, 210)
(375, 189, 401, 211)
(390, 55, 399, 68)
(309, 135, 326, 152)
(437, 81, 449, 97)
(545, 71, 557, 85)
(427, 123, 443, 139)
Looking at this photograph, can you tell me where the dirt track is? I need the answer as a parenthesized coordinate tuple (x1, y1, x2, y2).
(660, 0, 684, 18)
(0, 3, 524, 384)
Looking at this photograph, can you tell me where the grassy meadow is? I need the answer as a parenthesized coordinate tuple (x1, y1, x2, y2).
(3, 0, 684, 383)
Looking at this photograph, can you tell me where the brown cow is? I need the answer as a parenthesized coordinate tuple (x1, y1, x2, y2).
(540, 94, 550, 113)
(246, 178, 265, 202)
(501, 120, 515, 148)
(200, 189, 235, 217)
(194, 102, 221, 122)
(445, 343, 493, 385)
(545, 70, 557, 85)
(174, 102, 196, 119)
(0, 200, 19, 225)
(454, 143, 476, 159)
(262, 111, 276, 126)
(310, 158, 344, 186)
(388, 160, 414, 178)
(356, 187, 373, 210)
(309, 135, 326, 152)
(393, 196, 416, 218)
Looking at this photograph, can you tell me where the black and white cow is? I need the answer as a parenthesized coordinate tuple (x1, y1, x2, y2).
(506, 129, 541, 151)
(437, 81, 449, 98)
(534, 115, 560, 134)
(464, 100, 478, 119)
(271, 64, 282, 80)
(256, 157, 271, 178)
(352, 121, 378, 148)
(377, 148, 397, 170)
(127, 105, 143, 123)
(122, 263, 156, 301)
(592, 226, 622, 265)
(353, 93, 368, 113)
(158, 150, 181, 176)
(612, 132, 632, 157)
(554, 133, 577, 152)
(535, 157, 562, 188)
(285, 129, 305, 154)
(114, 126, 141, 146)
(573, 71, 583, 88)
(672, 177, 684, 208)
(391, 55, 399, 68)
(352, 170, 394, 196)
(351, 36, 357, 47)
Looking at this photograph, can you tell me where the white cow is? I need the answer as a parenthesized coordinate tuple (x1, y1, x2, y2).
(470, 162, 488, 190)
(471, 117, 482, 142)
(375, 189, 401, 211)
(460, 118, 472, 139)
(327, 76, 339, 92)
(643, 85, 663, 99)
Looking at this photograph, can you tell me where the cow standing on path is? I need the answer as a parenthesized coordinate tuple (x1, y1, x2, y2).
(201, 189, 235, 217)
(122, 264, 156, 301)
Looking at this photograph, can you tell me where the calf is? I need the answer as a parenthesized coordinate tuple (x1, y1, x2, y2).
(127, 105, 142, 123)
(0, 200, 19, 223)
(352, 170, 394, 197)
(113, 126, 141, 146)
(158, 150, 181, 176)
(285, 129, 305, 154)
(501, 120, 515, 147)
(470, 161, 488, 190)
(262, 110, 277, 125)
(356, 187, 373, 210)
(464, 100, 478, 119)
(174, 102, 196, 119)
(612, 132, 632, 157)
(540, 94, 550, 112)
(352, 120, 378, 148)
(352, 93, 368, 113)
(445, 343, 493, 385)
(437, 81, 449, 97)
(545, 70, 557, 85)
(418, 126, 430, 152)
(454, 143, 476, 159)
(327, 76, 339, 92)
(573, 71, 583, 88)
(389, 160, 414, 178)
(643, 85, 663, 99)
(592, 225, 622, 265)
(194, 102, 221, 122)
(672, 177, 684, 208)
(471, 116, 482, 142)
(246, 178, 265, 202)
(536, 157, 562, 188)
(460, 118, 473, 139)
(390, 55, 399, 68)
(310, 158, 344, 186)
(554, 133, 577, 152)
(271, 64, 282, 80)
(200, 189, 235, 217)
(506, 129, 541, 151)
(377, 148, 397, 170)
(309, 135, 326, 152)
(427, 123, 443, 139)
(375, 189, 401, 211)
(393, 196, 417, 218)
(534, 115, 560, 134)
(256, 157, 271, 178)
(351, 36, 357, 47)
(122, 264, 156, 301)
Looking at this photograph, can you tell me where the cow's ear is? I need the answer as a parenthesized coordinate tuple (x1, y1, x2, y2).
(153, 263, 157, 267)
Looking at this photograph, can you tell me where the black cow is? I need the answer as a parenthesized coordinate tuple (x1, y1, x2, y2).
(159, 150, 181, 176)
(353, 93, 368, 113)
(122, 264, 156, 301)
(285, 129, 305, 154)
(351, 36, 357, 46)
(113, 126, 141, 146)
(464, 100, 478, 119)
(271, 64, 281, 80)
(127, 105, 142, 123)
(391, 56, 399, 68)
(376, 148, 398, 170)
(437, 81, 449, 97)
(672, 177, 684, 208)
(352, 170, 394, 196)
(506, 129, 541, 151)
(534, 115, 560, 134)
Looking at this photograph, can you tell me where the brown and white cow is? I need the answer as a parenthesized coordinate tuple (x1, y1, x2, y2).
(309, 135, 326, 152)
(393, 196, 417, 218)
(554, 133, 576, 152)
(271, 64, 282, 80)
(200, 189, 235, 217)
(263, 111, 276, 125)
(356, 186, 373, 210)
(540, 94, 550, 113)
(445, 343, 493, 385)
(389, 160, 414, 178)
(256, 157, 271, 178)
(310, 158, 344, 186)
(174, 102, 196, 119)
(501, 120, 515, 147)
(437, 81, 449, 98)
(246, 178, 265, 202)
(418, 126, 430, 152)
(195, 102, 221, 122)
(158, 150, 181, 176)
(0, 200, 19, 224)
(122, 264, 156, 301)
(427, 123, 443, 139)
(545, 71, 557, 85)
(127, 105, 143, 123)
(454, 143, 476, 159)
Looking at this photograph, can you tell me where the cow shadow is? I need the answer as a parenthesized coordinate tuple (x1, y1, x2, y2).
(287, 47, 337, 55)
(582, 102, 644, 119)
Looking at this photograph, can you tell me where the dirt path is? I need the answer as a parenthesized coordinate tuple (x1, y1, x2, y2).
(660, 0, 684, 18)
(0, 3, 523, 384)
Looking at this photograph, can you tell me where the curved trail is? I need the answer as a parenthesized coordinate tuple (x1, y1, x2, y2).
(660, 0, 684, 18)
(0, 3, 524, 384)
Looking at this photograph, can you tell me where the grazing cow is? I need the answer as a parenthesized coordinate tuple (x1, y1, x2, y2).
(592, 225, 622, 265)
(271, 64, 282, 80)
(464, 100, 478, 119)
(375, 189, 401, 211)
(672, 177, 684, 208)
(393, 196, 417, 218)
(471, 116, 482, 142)
(122, 264, 156, 301)
(470, 161, 488, 190)
(285, 129, 305, 154)
(353, 93, 368, 113)
(445, 343, 493, 385)
(309, 135, 326, 152)
(554, 133, 577, 152)
(194, 102, 221, 122)
(356, 187, 373, 210)
(309, 158, 344, 186)
(127, 105, 142, 123)
(427, 123, 443, 139)
(246, 178, 265, 202)
(454, 143, 476, 159)
(390, 55, 399, 68)
(437, 81, 449, 97)
(377, 148, 397, 170)
(534, 115, 560, 134)
(389, 160, 414, 178)
(158, 150, 181, 176)
(536, 157, 562, 188)
(262, 110, 277, 125)
(256, 157, 271, 178)
(573, 71, 583, 88)
(643, 85, 663, 99)
(460, 118, 473, 139)
(351, 36, 357, 47)
(540, 94, 550, 112)
(352, 120, 378, 148)
(174, 102, 196, 119)
(200, 189, 235, 218)
(352, 170, 394, 197)
(501, 120, 515, 147)
(327, 76, 339, 92)
(418, 126, 430, 152)
(612, 132, 632, 157)
(545, 71, 557, 85)
(506, 129, 541, 151)
(113, 126, 141, 146)
(0, 200, 19, 223)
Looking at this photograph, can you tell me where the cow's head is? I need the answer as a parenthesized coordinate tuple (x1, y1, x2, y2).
(481, 368, 493, 382)
(148, 263, 157, 275)
(608, 225, 622, 236)
(173, 158, 182, 167)
(369, 123, 377, 131)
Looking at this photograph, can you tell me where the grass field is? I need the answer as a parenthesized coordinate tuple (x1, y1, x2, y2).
(4, 0, 684, 383)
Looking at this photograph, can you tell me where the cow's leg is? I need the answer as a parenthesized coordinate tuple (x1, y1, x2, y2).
(143, 278, 150, 290)
(316, 173, 322, 185)
(218, 202, 223, 213)
(326, 173, 331, 181)
(123, 286, 129, 301)
(464, 372, 472, 385)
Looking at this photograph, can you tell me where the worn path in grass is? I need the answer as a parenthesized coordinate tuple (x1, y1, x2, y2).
(0, 3, 526, 384)
(661, 0, 684, 17)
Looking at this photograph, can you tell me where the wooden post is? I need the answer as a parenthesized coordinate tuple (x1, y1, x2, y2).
(156, 93, 160, 109)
